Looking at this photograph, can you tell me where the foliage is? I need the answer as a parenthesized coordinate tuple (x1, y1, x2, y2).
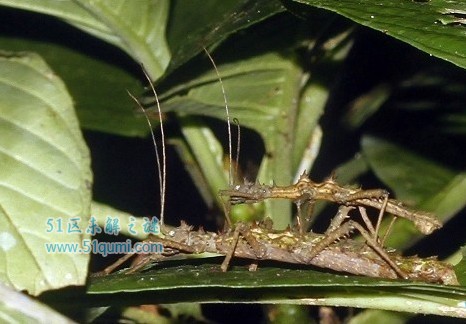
(0, 0, 465, 322)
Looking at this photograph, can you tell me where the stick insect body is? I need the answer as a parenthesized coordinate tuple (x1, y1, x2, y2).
(219, 173, 442, 235)
(99, 207, 457, 285)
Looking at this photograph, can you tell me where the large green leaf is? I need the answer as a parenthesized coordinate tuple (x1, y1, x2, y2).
(292, 0, 466, 69)
(178, 116, 229, 210)
(0, 34, 146, 137)
(88, 262, 466, 318)
(0, 282, 75, 323)
(159, 51, 304, 228)
(362, 136, 466, 248)
(0, 1, 284, 138)
(160, 52, 302, 140)
(0, 52, 91, 295)
(362, 136, 455, 206)
(166, 0, 285, 72)
(0, 0, 171, 80)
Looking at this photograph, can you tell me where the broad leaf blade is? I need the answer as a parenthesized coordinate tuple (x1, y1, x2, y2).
(0, 34, 146, 137)
(159, 51, 303, 228)
(0, 52, 92, 295)
(292, 0, 466, 69)
(0, 283, 75, 323)
(362, 136, 466, 248)
(160, 52, 300, 138)
(0, 0, 171, 80)
(73, 0, 170, 79)
(178, 117, 229, 210)
(88, 263, 466, 318)
(362, 136, 454, 206)
(166, 0, 285, 72)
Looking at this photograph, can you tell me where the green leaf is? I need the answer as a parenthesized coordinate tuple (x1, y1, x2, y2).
(361, 136, 466, 248)
(0, 35, 146, 137)
(159, 51, 304, 228)
(178, 117, 229, 209)
(292, 0, 466, 69)
(72, 0, 170, 79)
(455, 247, 466, 287)
(343, 84, 392, 129)
(264, 305, 313, 324)
(362, 136, 454, 206)
(166, 0, 285, 72)
(169, 137, 216, 208)
(160, 52, 301, 140)
(88, 263, 466, 318)
(0, 282, 75, 323)
(0, 52, 91, 295)
(0, 0, 171, 80)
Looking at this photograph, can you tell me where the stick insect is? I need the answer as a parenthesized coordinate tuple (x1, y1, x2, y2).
(97, 50, 456, 286)
(98, 206, 458, 285)
(219, 172, 442, 242)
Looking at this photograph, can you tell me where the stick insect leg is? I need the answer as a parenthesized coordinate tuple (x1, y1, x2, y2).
(93, 253, 135, 276)
(312, 211, 407, 279)
(349, 221, 407, 279)
(325, 223, 407, 279)
(295, 201, 304, 235)
(126, 236, 201, 274)
(219, 194, 233, 229)
(338, 190, 390, 240)
(125, 253, 166, 274)
(312, 212, 360, 261)
(221, 225, 241, 272)
(96, 235, 199, 275)
(374, 193, 389, 239)
(325, 205, 354, 234)
(221, 222, 267, 272)
(357, 206, 377, 239)
(381, 216, 398, 247)
(296, 198, 315, 235)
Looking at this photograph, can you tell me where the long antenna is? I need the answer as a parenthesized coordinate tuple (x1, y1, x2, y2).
(233, 118, 241, 183)
(127, 68, 167, 227)
(203, 47, 233, 186)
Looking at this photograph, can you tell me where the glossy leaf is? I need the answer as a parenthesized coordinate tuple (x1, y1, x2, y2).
(166, 0, 285, 72)
(160, 52, 301, 140)
(0, 283, 75, 323)
(73, 0, 170, 79)
(88, 262, 466, 318)
(0, 35, 146, 137)
(178, 116, 229, 210)
(0, 52, 92, 295)
(292, 0, 466, 69)
(159, 51, 304, 228)
(362, 136, 466, 248)
(362, 136, 454, 206)
(0, 0, 171, 80)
